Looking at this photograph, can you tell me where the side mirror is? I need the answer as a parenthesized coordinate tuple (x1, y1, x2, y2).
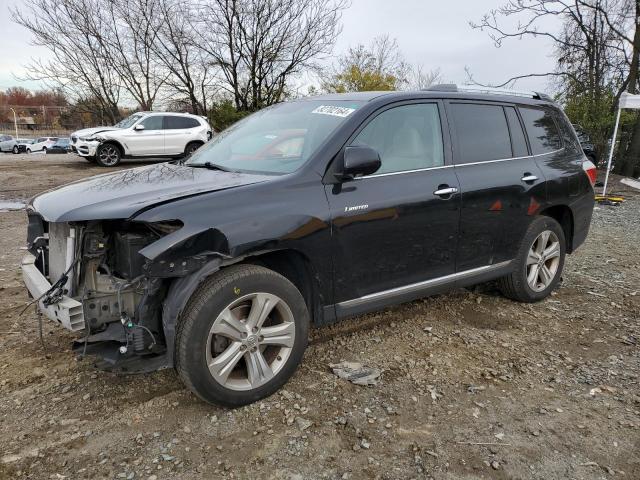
(339, 146, 381, 181)
(134, 124, 145, 131)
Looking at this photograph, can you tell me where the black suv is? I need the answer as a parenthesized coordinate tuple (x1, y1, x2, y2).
(22, 86, 596, 406)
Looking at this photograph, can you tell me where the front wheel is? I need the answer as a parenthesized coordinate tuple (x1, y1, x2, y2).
(498, 216, 566, 302)
(12, 145, 18, 154)
(26, 148, 31, 154)
(176, 265, 309, 407)
(96, 143, 121, 167)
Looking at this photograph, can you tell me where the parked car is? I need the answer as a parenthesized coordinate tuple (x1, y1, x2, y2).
(22, 87, 596, 407)
(26, 137, 58, 153)
(572, 125, 598, 165)
(17, 139, 36, 153)
(46, 138, 72, 154)
(73, 112, 213, 167)
(0, 135, 16, 153)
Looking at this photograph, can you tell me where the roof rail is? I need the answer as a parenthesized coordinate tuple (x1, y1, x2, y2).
(425, 84, 553, 102)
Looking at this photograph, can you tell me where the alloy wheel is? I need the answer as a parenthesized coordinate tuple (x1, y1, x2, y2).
(205, 292, 296, 391)
(526, 230, 561, 292)
(99, 145, 120, 166)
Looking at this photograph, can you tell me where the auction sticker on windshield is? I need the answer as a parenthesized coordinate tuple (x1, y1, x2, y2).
(311, 105, 356, 118)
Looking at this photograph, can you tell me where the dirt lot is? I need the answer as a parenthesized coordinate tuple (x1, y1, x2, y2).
(0, 153, 638, 480)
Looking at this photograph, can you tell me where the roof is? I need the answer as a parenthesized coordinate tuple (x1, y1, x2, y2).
(305, 86, 556, 106)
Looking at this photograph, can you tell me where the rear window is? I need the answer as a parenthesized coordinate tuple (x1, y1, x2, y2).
(450, 103, 512, 163)
(166, 116, 201, 129)
(519, 107, 563, 155)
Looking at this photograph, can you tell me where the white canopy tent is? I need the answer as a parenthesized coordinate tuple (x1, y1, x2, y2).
(602, 92, 640, 196)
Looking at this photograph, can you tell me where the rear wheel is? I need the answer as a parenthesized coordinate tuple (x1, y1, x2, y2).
(176, 264, 309, 407)
(184, 141, 203, 157)
(498, 216, 566, 302)
(43, 147, 47, 153)
(26, 148, 31, 154)
(96, 143, 121, 167)
(12, 145, 18, 154)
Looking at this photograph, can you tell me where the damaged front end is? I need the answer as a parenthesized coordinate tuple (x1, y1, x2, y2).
(22, 212, 185, 372)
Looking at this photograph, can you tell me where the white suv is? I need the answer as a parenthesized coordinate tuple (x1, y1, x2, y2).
(74, 112, 212, 167)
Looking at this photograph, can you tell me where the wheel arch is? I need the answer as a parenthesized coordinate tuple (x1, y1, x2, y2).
(161, 247, 322, 367)
(99, 139, 125, 156)
(539, 204, 574, 253)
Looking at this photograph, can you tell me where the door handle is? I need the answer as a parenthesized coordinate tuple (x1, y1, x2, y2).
(433, 186, 458, 197)
(521, 174, 538, 182)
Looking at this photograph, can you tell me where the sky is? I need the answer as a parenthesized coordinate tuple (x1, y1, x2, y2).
(0, 0, 562, 96)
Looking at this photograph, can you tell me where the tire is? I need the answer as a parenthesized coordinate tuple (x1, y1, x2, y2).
(43, 147, 47, 153)
(184, 141, 203, 157)
(498, 216, 566, 303)
(176, 264, 309, 407)
(12, 145, 18, 154)
(96, 143, 121, 167)
(26, 148, 31, 154)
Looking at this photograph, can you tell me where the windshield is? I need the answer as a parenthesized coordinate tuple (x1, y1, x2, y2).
(114, 114, 144, 129)
(186, 100, 363, 174)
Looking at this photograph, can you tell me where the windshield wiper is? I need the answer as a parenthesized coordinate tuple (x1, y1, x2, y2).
(186, 161, 231, 172)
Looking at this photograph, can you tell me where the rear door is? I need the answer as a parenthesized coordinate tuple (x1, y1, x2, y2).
(164, 115, 200, 154)
(447, 101, 547, 270)
(326, 101, 461, 313)
(126, 115, 165, 155)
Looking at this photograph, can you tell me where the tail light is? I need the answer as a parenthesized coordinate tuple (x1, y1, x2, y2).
(582, 159, 597, 187)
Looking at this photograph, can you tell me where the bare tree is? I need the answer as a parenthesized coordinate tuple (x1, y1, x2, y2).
(154, 0, 215, 114)
(12, 0, 123, 123)
(470, 0, 639, 173)
(196, 0, 349, 111)
(98, 0, 168, 110)
(407, 66, 443, 90)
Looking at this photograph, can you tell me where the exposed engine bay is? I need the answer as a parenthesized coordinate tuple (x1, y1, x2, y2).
(24, 214, 180, 371)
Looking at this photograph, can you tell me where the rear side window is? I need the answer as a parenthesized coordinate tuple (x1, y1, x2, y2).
(504, 107, 528, 157)
(165, 116, 201, 129)
(554, 111, 582, 155)
(450, 103, 512, 163)
(351, 103, 444, 174)
(519, 107, 562, 155)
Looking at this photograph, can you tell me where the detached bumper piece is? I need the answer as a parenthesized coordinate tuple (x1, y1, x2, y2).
(21, 253, 85, 332)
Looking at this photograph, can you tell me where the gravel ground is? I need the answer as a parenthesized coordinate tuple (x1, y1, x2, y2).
(0, 153, 639, 480)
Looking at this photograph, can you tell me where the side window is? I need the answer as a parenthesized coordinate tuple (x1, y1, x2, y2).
(519, 107, 563, 155)
(504, 107, 529, 157)
(554, 111, 582, 155)
(450, 103, 512, 163)
(351, 103, 444, 174)
(165, 116, 200, 129)
(140, 116, 164, 130)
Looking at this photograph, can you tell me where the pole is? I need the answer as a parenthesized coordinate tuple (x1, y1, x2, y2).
(602, 107, 622, 197)
(9, 107, 18, 140)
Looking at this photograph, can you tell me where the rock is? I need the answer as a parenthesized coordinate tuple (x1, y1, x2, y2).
(491, 460, 500, 470)
(329, 362, 381, 386)
(295, 417, 312, 431)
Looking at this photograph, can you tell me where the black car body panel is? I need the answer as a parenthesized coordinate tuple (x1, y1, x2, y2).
(30, 162, 273, 222)
(23, 89, 595, 372)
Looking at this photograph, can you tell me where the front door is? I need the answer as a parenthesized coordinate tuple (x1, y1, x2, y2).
(126, 115, 165, 155)
(326, 102, 460, 314)
(447, 101, 547, 270)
